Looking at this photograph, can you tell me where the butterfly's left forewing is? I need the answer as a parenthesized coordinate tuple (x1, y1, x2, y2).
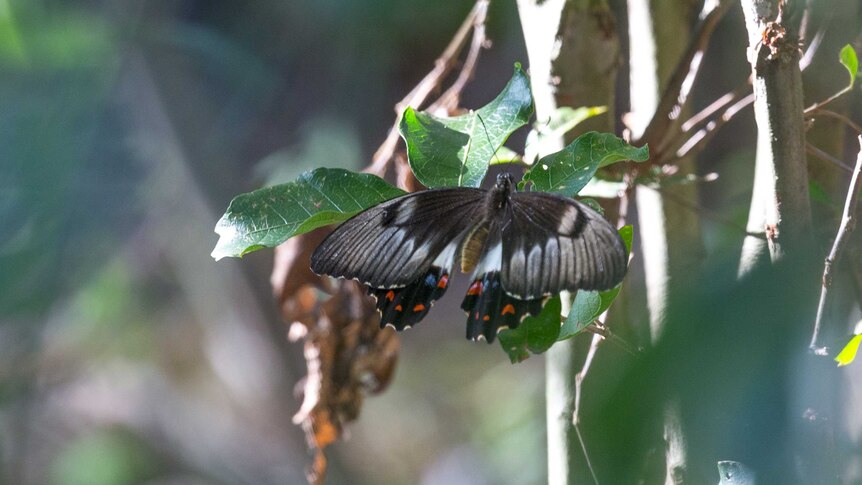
(311, 187, 486, 329)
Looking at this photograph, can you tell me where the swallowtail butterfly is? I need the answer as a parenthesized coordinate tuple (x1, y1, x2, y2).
(310, 172, 628, 343)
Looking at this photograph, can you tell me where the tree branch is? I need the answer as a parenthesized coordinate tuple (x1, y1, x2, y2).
(429, 1, 489, 113)
(809, 108, 862, 136)
(366, 0, 489, 177)
(810, 136, 862, 354)
(806, 143, 853, 173)
(634, 0, 732, 156)
(673, 91, 754, 160)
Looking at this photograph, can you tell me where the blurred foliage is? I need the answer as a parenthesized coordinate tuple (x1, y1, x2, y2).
(3, 0, 862, 484)
(0, 0, 140, 317)
(50, 428, 160, 485)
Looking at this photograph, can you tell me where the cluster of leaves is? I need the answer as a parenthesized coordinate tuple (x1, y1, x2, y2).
(212, 65, 648, 361)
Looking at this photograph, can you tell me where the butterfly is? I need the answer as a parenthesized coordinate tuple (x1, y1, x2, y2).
(310, 172, 628, 343)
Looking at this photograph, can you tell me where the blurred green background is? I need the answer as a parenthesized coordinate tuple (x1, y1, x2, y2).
(2, 0, 862, 484)
(0, 2, 548, 484)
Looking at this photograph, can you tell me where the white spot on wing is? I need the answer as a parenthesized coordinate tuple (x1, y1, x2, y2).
(474, 243, 502, 274)
(557, 205, 580, 235)
(404, 240, 429, 273)
(432, 241, 458, 270)
(545, 238, 560, 289)
(527, 245, 542, 290)
(510, 246, 526, 281)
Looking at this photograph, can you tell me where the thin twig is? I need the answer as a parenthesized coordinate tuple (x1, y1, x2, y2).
(809, 108, 862, 136)
(804, 86, 853, 115)
(810, 136, 862, 354)
(430, 1, 489, 113)
(366, 0, 489, 176)
(806, 143, 853, 173)
(680, 80, 751, 133)
(661, 19, 823, 163)
(673, 92, 755, 160)
(574, 423, 601, 485)
(582, 322, 639, 357)
(634, 0, 732, 153)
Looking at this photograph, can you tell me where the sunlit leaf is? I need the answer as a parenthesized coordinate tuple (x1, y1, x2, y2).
(520, 132, 648, 196)
(840, 44, 858, 89)
(499, 297, 562, 363)
(399, 65, 533, 188)
(835, 334, 862, 367)
(558, 226, 633, 340)
(212, 168, 404, 260)
(524, 106, 607, 164)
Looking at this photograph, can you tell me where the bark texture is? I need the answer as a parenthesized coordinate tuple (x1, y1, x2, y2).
(738, 0, 811, 275)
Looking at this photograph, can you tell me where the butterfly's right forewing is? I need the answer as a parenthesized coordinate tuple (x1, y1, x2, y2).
(500, 192, 628, 299)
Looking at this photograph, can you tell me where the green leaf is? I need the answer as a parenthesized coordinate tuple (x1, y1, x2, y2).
(399, 65, 534, 188)
(618, 225, 634, 253)
(558, 225, 633, 340)
(835, 334, 862, 367)
(498, 297, 562, 364)
(520, 132, 648, 195)
(212, 168, 405, 260)
(840, 44, 858, 89)
(524, 106, 607, 164)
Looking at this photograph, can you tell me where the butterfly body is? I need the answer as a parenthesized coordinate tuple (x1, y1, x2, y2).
(310, 173, 627, 342)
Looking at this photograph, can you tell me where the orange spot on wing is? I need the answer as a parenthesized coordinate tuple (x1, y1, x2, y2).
(438, 274, 449, 288)
(467, 281, 482, 295)
(395, 305, 403, 311)
(501, 304, 516, 315)
(385, 290, 395, 301)
(482, 315, 490, 321)
(413, 304, 426, 312)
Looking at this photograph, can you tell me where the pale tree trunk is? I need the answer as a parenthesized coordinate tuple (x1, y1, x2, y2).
(517, 1, 620, 483)
(737, 0, 812, 275)
(738, 0, 830, 481)
(628, 0, 704, 483)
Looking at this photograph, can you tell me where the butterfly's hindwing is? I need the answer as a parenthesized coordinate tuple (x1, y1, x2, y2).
(459, 229, 543, 342)
(500, 192, 628, 299)
(370, 266, 451, 330)
(310, 188, 485, 288)
(461, 270, 543, 342)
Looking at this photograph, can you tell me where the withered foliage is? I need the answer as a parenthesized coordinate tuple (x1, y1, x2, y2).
(272, 230, 400, 484)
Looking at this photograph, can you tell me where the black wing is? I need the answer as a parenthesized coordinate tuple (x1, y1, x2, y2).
(499, 192, 628, 299)
(459, 222, 544, 342)
(311, 187, 486, 330)
(311, 187, 485, 288)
